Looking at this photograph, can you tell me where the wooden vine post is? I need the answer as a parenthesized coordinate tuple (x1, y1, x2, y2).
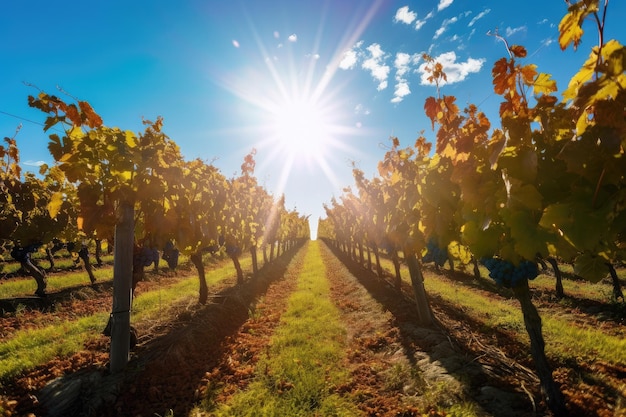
(109, 200, 134, 372)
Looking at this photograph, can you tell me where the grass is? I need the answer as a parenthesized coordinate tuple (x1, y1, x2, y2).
(0, 252, 115, 275)
(377, 257, 626, 365)
(0, 267, 114, 299)
(0, 253, 203, 299)
(203, 242, 360, 417)
(472, 262, 621, 303)
(0, 253, 251, 382)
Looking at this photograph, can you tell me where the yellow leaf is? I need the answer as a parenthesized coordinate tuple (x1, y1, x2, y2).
(125, 130, 137, 148)
(558, 7, 585, 50)
(563, 52, 596, 101)
(533, 73, 557, 96)
(47, 192, 65, 218)
(576, 113, 589, 136)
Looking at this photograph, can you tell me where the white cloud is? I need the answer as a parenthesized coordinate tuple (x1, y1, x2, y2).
(505, 26, 526, 37)
(354, 103, 371, 115)
(468, 9, 490, 27)
(414, 11, 434, 30)
(288, 34, 297, 42)
(394, 6, 416, 24)
(23, 160, 46, 167)
(232, 40, 240, 48)
(433, 16, 458, 39)
(417, 51, 485, 85)
(391, 52, 420, 103)
(391, 82, 411, 103)
(274, 31, 280, 39)
(362, 43, 390, 91)
(438, 0, 454, 11)
(415, 19, 428, 30)
(394, 52, 412, 77)
(339, 42, 362, 69)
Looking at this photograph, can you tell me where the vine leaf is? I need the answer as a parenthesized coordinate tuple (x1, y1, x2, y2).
(558, 6, 585, 50)
(510, 45, 527, 58)
(533, 73, 557, 96)
(573, 252, 608, 282)
(424, 97, 438, 129)
(47, 192, 65, 218)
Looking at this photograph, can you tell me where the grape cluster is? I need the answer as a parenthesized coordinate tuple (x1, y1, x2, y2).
(134, 247, 160, 269)
(422, 239, 448, 267)
(226, 245, 241, 256)
(163, 241, 179, 269)
(10, 242, 42, 263)
(481, 257, 539, 288)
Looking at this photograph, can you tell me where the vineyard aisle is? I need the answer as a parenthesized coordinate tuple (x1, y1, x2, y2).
(192, 241, 529, 417)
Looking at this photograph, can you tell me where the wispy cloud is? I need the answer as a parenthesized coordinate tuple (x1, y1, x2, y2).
(362, 43, 390, 91)
(468, 9, 490, 27)
(23, 160, 46, 167)
(394, 6, 416, 25)
(505, 26, 526, 37)
(433, 16, 458, 40)
(415, 11, 434, 30)
(438, 0, 454, 11)
(417, 51, 485, 85)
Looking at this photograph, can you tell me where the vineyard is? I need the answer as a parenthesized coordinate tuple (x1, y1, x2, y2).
(0, 241, 624, 416)
(1, 0, 626, 416)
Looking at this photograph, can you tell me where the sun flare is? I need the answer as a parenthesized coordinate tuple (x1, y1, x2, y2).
(269, 96, 332, 160)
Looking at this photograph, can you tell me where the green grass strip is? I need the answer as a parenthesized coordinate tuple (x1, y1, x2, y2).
(0, 268, 114, 299)
(0, 254, 200, 299)
(210, 241, 360, 417)
(378, 258, 626, 365)
(0, 255, 250, 382)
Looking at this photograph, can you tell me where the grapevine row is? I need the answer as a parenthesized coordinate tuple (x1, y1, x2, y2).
(1, 95, 310, 372)
(319, 1, 624, 414)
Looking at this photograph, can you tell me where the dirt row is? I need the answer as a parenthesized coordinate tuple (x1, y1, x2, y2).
(335, 248, 625, 417)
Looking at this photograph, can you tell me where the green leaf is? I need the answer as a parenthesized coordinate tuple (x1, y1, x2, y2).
(573, 252, 608, 282)
(509, 183, 543, 211)
(504, 210, 548, 260)
(461, 220, 500, 259)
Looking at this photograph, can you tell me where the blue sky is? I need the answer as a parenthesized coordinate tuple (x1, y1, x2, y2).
(2, 0, 624, 238)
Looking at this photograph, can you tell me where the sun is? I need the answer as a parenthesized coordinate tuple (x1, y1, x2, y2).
(269, 95, 332, 161)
